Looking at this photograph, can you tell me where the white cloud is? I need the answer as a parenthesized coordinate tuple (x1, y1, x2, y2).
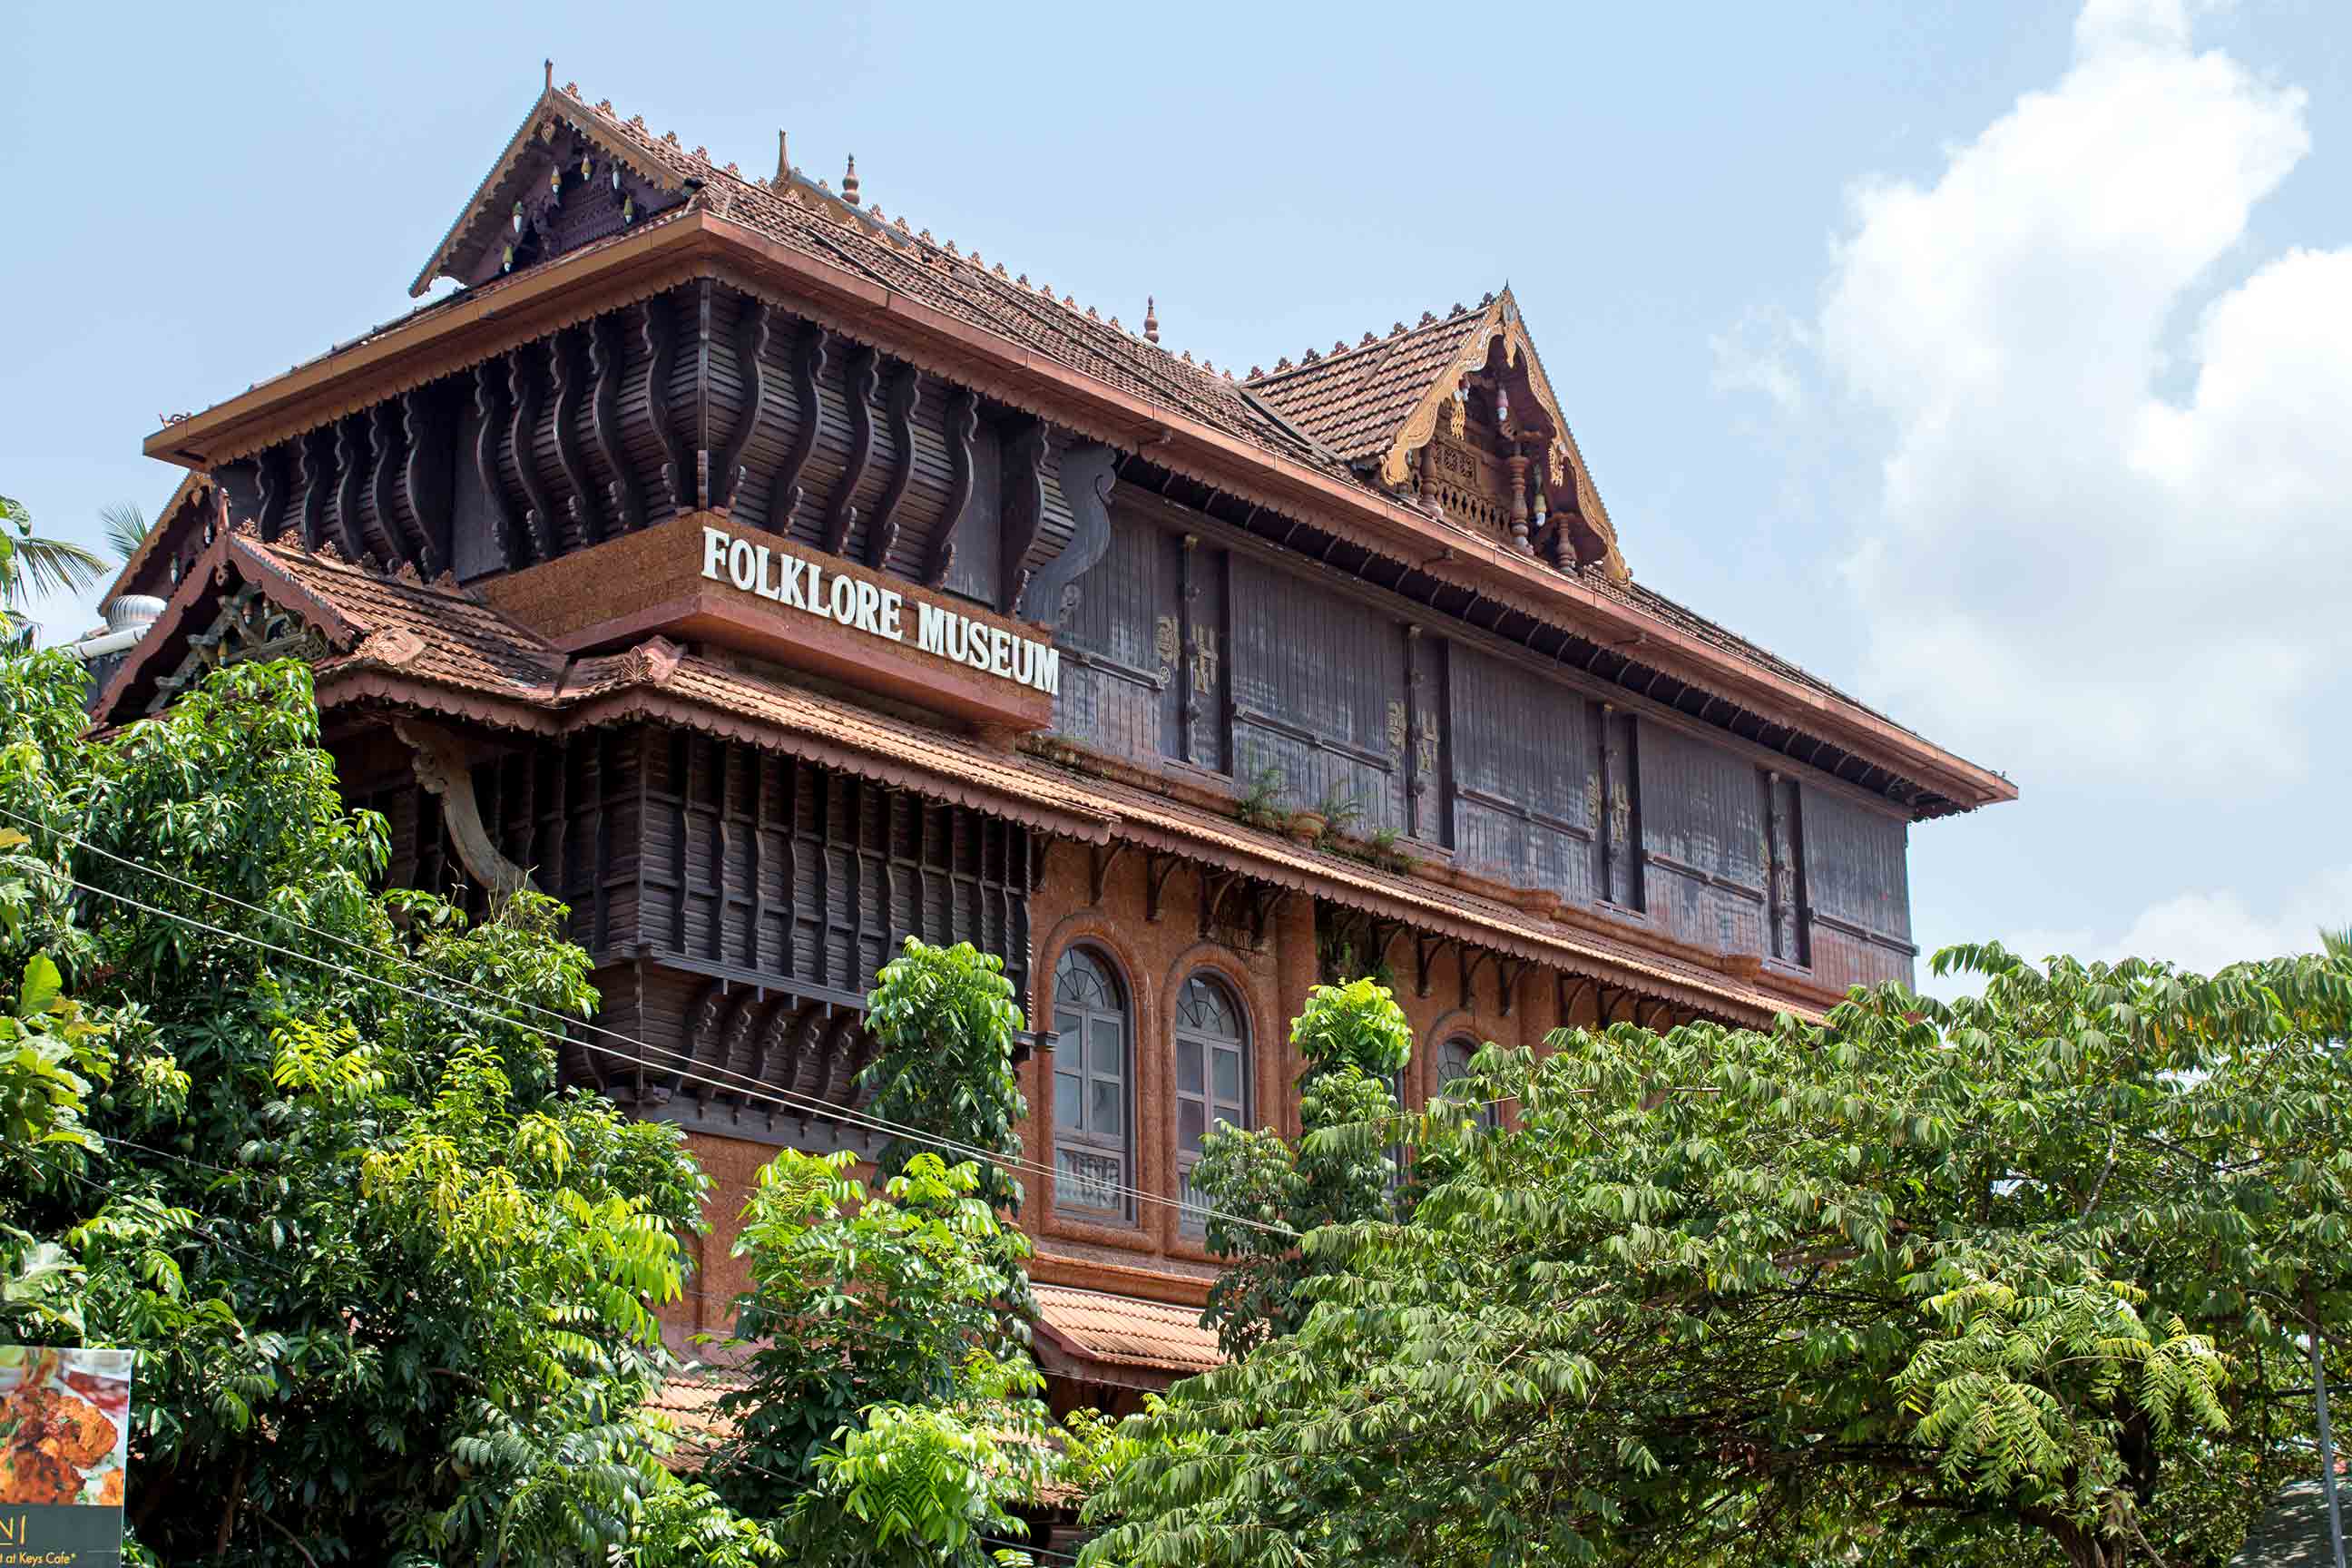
(1818, 0, 2349, 789)
(1999, 863, 2352, 975)
(1710, 309, 1811, 414)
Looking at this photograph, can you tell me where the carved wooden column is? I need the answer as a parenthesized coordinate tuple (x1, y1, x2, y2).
(1177, 534, 1201, 760)
(1507, 451, 1532, 553)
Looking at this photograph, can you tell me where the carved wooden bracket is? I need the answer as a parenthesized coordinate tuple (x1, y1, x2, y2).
(1144, 853, 1181, 924)
(1087, 842, 1130, 907)
(1017, 440, 1117, 628)
(1460, 946, 1495, 1014)
(1495, 956, 1526, 1018)
(395, 718, 538, 902)
(1415, 932, 1455, 999)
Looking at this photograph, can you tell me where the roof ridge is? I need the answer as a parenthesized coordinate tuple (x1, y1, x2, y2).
(549, 82, 1254, 390)
(1244, 295, 1493, 384)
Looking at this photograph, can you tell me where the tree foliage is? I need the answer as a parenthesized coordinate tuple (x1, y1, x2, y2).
(858, 936, 1031, 1216)
(711, 1149, 1054, 1564)
(0, 494, 108, 612)
(1089, 946, 2352, 1568)
(1192, 979, 1413, 1356)
(0, 649, 768, 1563)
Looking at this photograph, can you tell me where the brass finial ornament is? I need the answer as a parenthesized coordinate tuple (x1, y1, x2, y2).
(842, 154, 859, 206)
(1143, 297, 1160, 345)
(774, 130, 789, 187)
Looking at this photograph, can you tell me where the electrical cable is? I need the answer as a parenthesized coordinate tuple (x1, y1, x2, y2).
(11, 828, 1300, 1239)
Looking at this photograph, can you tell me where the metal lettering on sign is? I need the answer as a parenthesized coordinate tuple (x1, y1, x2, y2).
(699, 524, 1061, 697)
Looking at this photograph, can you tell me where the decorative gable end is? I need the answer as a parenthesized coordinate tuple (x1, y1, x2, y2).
(1248, 290, 1627, 583)
(411, 76, 698, 298)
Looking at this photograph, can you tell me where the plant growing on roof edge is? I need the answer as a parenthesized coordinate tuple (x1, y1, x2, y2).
(1233, 762, 1288, 831)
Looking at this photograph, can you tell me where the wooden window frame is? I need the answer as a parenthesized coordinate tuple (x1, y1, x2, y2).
(1051, 945, 1134, 1220)
(1172, 972, 1250, 1232)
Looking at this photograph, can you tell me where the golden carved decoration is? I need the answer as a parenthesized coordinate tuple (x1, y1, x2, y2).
(1375, 289, 1629, 583)
(1190, 626, 1220, 697)
(1153, 613, 1180, 676)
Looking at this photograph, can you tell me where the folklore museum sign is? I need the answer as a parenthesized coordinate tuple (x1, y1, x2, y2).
(701, 525, 1062, 698)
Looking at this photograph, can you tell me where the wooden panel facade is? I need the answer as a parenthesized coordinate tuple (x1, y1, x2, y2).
(1044, 508, 1916, 988)
(349, 722, 1034, 1146)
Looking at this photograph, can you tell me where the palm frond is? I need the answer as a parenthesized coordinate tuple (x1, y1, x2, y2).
(2, 535, 110, 607)
(2321, 926, 2352, 964)
(100, 503, 151, 563)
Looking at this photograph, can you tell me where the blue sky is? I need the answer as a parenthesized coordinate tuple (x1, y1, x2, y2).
(4, 0, 2346, 979)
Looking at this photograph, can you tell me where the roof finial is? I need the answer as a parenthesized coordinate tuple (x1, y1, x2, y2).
(774, 130, 789, 188)
(544, 58, 554, 92)
(842, 153, 860, 206)
(1143, 297, 1160, 345)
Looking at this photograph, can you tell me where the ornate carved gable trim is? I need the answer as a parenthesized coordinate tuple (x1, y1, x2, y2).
(1374, 290, 1627, 583)
(92, 532, 368, 724)
(411, 83, 695, 299)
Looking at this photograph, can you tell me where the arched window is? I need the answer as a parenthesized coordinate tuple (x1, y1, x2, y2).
(1173, 974, 1250, 1231)
(1437, 1035, 1500, 1129)
(1052, 946, 1132, 1220)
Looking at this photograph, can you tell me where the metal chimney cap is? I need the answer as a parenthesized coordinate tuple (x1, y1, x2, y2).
(103, 594, 167, 634)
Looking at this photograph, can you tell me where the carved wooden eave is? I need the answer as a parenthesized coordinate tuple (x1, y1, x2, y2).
(1373, 289, 1627, 583)
(411, 83, 699, 299)
(93, 530, 366, 722)
(138, 209, 2011, 818)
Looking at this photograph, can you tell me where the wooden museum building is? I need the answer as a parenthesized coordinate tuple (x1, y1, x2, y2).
(98, 75, 2014, 1406)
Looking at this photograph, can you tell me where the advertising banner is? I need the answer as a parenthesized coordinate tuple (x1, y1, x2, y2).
(0, 1348, 132, 1565)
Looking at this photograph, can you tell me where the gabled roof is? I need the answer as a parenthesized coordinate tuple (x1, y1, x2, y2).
(415, 86, 1629, 582)
(1246, 289, 1626, 580)
(139, 75, 2013, 818)
(414, 80, 1283, 454)
(1246, 307, 1491, 463)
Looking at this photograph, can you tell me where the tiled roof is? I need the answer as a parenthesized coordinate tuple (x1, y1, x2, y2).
(422, 85, 1346, 489)
(251, 542, 572, 699)
(331, 84, 1999, 798)
(1244, 308, 1490, 463)
(1032, 1284, 1221, 1378)
(1031, 760, 1804, 1020)
(643, 1366, 749, 1470)
(2228, 1478, 2337, 1566)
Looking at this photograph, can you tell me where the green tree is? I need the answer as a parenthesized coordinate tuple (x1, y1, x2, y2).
(0, 495, 108, 615)
(99, 503, 150, 564)
(712, 1149, 1055, 1564)
(0, 648, 769, 1563)
(1087, 946, 2352, 1568)
(1191, 977, 1413, 1356)
(858, 937, 1029, 1211)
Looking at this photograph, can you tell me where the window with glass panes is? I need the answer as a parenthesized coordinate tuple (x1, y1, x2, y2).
(1438, 1035, 1500, 1129)
(1051, 946, 1132, 1219)
(1173, 975, 1250, 1231)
